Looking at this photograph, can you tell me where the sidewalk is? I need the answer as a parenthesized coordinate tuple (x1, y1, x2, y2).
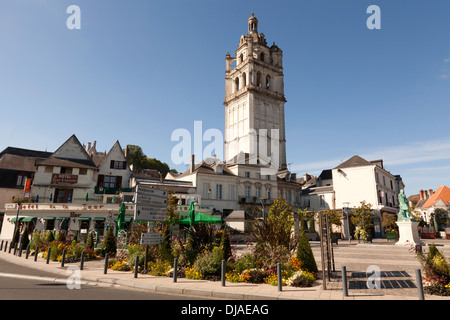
(0, 240, 449, 300)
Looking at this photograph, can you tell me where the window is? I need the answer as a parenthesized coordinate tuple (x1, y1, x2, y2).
(266, 175, 271, 180)
(104, 176, 117, 188)
(267, 189, 271, 200)
(260, 52, 265, 62)
(256, 72, 261, 87)
(216, 184, 223, 200)
(242, 72, 246, 87)
(229, 185, 236, 201)
(255, 172, 261, 179)
(256, 187, 261, 199)
(319, 195, 325, 207)
(245, 186, 251, 198)
(235, 77, 240, 92)
(44, 166, 53, 173)
(60, 167, 72, 174)
(16, 174, 27, 187)
(203, 183, 211, 199)
(245, 171, 250, 178)
(79, 168, 87, 175)
(110, 160, 127, 170)
(265, 75, 270, 89)
(390, 180, 393, 190)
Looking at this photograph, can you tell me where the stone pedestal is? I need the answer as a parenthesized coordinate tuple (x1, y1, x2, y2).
(395, 221, 424, 247)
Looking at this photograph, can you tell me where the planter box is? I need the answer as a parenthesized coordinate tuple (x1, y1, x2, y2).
(386, 231, 397, 241)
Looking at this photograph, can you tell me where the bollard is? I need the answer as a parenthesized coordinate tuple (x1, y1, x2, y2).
(25, 244, 30, 259)
(46, 247, 51, 264)
(416, 269, 425, 300)
(1, 240, 3, 251)
(173, 258, 178, 283)
(61, 249, 66, 267)
(134, 255, 139, 279)
(104, 253, 109, 274)
(34, 246, 39, 261)
(8, 241, 12, 254)
(277, 263, 282, 292)
(4, 241, 7, 252)
(342, 266, 348, 297)
(18, 244, 22, 257)
(80, 250, 85, 270)
(221, 260, 226, 287)
(13, 243, 18, 256)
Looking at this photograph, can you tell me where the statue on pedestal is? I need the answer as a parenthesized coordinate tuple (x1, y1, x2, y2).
(395, 189, 423, 246)
(397, 189, 414, 222)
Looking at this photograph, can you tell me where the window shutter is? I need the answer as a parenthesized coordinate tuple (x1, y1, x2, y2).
(123, 161, 127, 170)
(110, 160, 115, 169)
(116, 176, 122, 188)
(97, 175, 104, 187)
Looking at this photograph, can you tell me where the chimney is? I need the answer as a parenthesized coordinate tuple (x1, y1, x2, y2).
(429, 189, 433, 197)
(87, 142, 91, 151)
(424, 190, 429, 199)
(190, 155, 195, 174)
(419, 190, 424, 200)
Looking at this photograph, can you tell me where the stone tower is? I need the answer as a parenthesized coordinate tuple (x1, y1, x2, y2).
(223, 13, 287, 172)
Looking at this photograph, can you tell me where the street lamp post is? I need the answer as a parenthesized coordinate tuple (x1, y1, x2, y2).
(343, 202, 351, 243)
(12, 201, 21, 246)
(260, 197, 267, 220)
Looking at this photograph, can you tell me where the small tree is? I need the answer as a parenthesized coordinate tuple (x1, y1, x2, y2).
(351, 201, 374, 240)
(102, 228, 117, 256)
(296, 230, 318, 276)
(252, 195, 297, 262)
(159, 224, 174, 264)
(20, 226, 30, 250)
(220, 229, 232, 262)
(85, 232, 95, 250)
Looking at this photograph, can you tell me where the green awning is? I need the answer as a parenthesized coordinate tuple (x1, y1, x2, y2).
(78, 217, 91, 221)
(179, 212, 222, 224)
(114, 217, 133, 222)
(93, 217, 106, 221)
(10, 217, 24, 222)
(22, 217, 37, 223)
(43, 217, 55, 220)
(57, 217, 68, 220)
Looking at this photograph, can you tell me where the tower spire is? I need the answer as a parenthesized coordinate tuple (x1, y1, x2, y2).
(248, 12, 258, 34)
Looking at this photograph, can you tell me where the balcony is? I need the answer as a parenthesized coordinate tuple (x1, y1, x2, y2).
(94, 186, 132, 195)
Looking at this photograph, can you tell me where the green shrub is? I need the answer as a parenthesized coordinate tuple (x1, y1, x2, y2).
(234, 253, 257, 274)
(45, 230, 55, 243)
(102, 228, 117, 256)
(20, 226, 30, 250)
(193, 247, 223, 277)
(296, 231, 318, 276)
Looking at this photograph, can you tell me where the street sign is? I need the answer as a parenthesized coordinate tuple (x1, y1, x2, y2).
(140, 233, 163, 245)
(134, 185, 168, 222)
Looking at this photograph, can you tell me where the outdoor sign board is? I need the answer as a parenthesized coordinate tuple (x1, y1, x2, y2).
(140, 233, 163, 245)
(134, 185, 168, 222)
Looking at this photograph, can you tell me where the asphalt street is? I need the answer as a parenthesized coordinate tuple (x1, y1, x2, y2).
(0, 258, 209, 300)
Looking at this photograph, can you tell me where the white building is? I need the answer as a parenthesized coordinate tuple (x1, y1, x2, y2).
(0, 135, 134, 243)
(300, 155, 405, 239)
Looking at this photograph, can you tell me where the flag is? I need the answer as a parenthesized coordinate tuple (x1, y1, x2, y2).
(189, 201, 195, 227)
(117, 203, 126, 231)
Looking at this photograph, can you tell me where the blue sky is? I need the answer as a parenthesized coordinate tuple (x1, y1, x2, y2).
(0, 0, 449, 195)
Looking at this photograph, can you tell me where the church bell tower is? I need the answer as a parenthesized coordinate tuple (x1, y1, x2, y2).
(223, 13, 287, 172)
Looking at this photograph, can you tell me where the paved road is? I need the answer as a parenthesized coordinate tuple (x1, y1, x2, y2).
(0, 258, 209, 300)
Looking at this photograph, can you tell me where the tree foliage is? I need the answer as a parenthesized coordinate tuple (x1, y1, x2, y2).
(252, 195, 297, 265)
(126, 144, 171, 177)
